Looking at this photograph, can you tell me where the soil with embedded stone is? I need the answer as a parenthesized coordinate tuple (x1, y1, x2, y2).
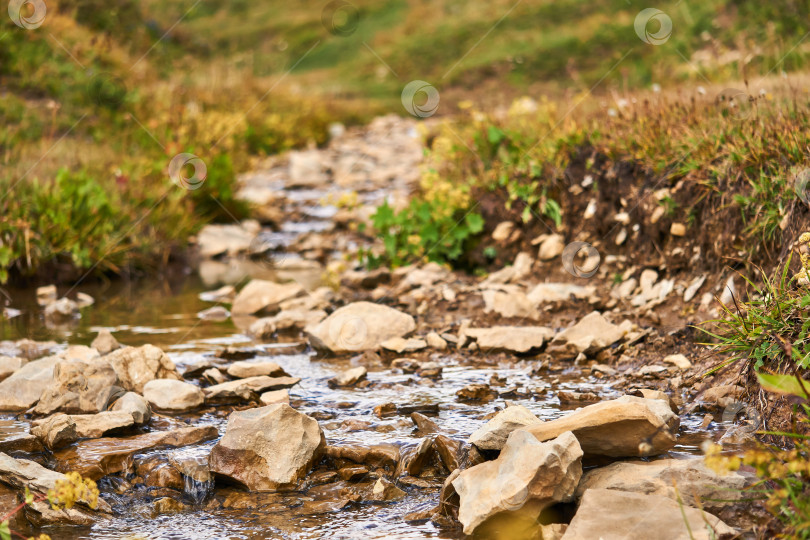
(0, 116, 778, 539)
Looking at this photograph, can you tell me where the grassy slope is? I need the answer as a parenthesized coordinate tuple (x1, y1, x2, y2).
(2, 0, 810, 283)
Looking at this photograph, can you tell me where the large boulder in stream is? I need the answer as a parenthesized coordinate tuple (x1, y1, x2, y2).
(105, 345, 182, 393)
(0, 356, 61, 411)
(209, 404, 326, 491)
(561, 489, 734, 540)
(523, 395, 679, 457)
(33, 357, 119, 415)
(452, 430, 582, 535)
(306, 302, 416, 353)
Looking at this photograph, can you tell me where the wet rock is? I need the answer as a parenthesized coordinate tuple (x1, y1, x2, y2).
(205, 376, 300, 403)
(326, 444, 400, 469)
(231, 279, 304, 315)
(557, 390, 599, 403)
(563, 489, 734, 540)
(416, 362, 442, 378)
(203, 367, 227, 384)
(226, 361, 288, 379)
(398, 438, 436, 477)
(700, 385, 744, 408)
(663, 353, 692, 370)
(468, 405, 540, 451)
(0, 356, 26, 382)
(456, 384, 496, 401)
(106, 345, 183, 393)
(109, 391, 151, 424)
(546, 311, 632, 357)
(199, 284, 236, 303)
(381, 337, 427, 353)
(260, 389, 290, 406)
(196, 222, 258, 258)
(527, 283, 593, 304)
(338, 465, 369, 482)
(425, 332, 447, 350)
(523, 396, 679, 457)
(464, 326, 554, 354)
(575, 458, 753, 511)
(453, 431, 582, 535)
(410, 412, 439, 434)
(43, 297, 79, 321)
(306, 302, 416, 354)
(209, 404, 326, 491)
(31, 411, 135, 449)
(249, 309, 327, 337)
(482, 288, 540, 320)
(152, 496, 186, 515)
(374, 402, 397, 418)
(0, 355, 60, 411)
(537, 234, 565, 261)
(371, 477, 405, 501)
(0, 432, 43, 454)
(91, 329, 121, 355)
(391, 358, 420, 373)
(36, 285, 57, 306)
(0, 452, 112, 520)
(143, 379, 205, 412)
(33, 357, 117, 415)
(328, 366, 367, 388)
(434, 435, 461, 472)
(197, 306, 230, 321)
(53, 426, 218, 479)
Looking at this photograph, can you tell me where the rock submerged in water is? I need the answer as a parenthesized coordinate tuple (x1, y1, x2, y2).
(452, 430, 582, 535)
(209, 404, 325, 491)
(523, 395, 679, 457)
(562, 488, 734, 540)
(306, 302, 416, 354)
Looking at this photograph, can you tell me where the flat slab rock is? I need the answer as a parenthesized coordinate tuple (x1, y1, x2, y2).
(0, 452, 112, 517)
(523, 395, 679, 457)
(204, 376, 300, 403)
(561, 489, 734, 540)
(52, 426, 218, 480)
(31, 411, 136, 449)
(575, 457, 754, 510)
(231, 279, 304, 315)
(464, 326, 554, 353)
(209, 404, 325, 491)
(468, 405, 540, 451)
(0, 355, 61, 411)
(546, 311, 633, 357)
(306, 302, 416, 354)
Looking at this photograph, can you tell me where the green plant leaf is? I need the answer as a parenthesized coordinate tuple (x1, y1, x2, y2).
(757, 372, 810, 399)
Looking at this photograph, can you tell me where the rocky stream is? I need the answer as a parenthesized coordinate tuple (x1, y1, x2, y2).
(0, 116, 762, 539)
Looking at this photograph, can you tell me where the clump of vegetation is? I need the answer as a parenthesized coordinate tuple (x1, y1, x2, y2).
(1, 471, 100, 540)
(705, 374, 810, 538)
